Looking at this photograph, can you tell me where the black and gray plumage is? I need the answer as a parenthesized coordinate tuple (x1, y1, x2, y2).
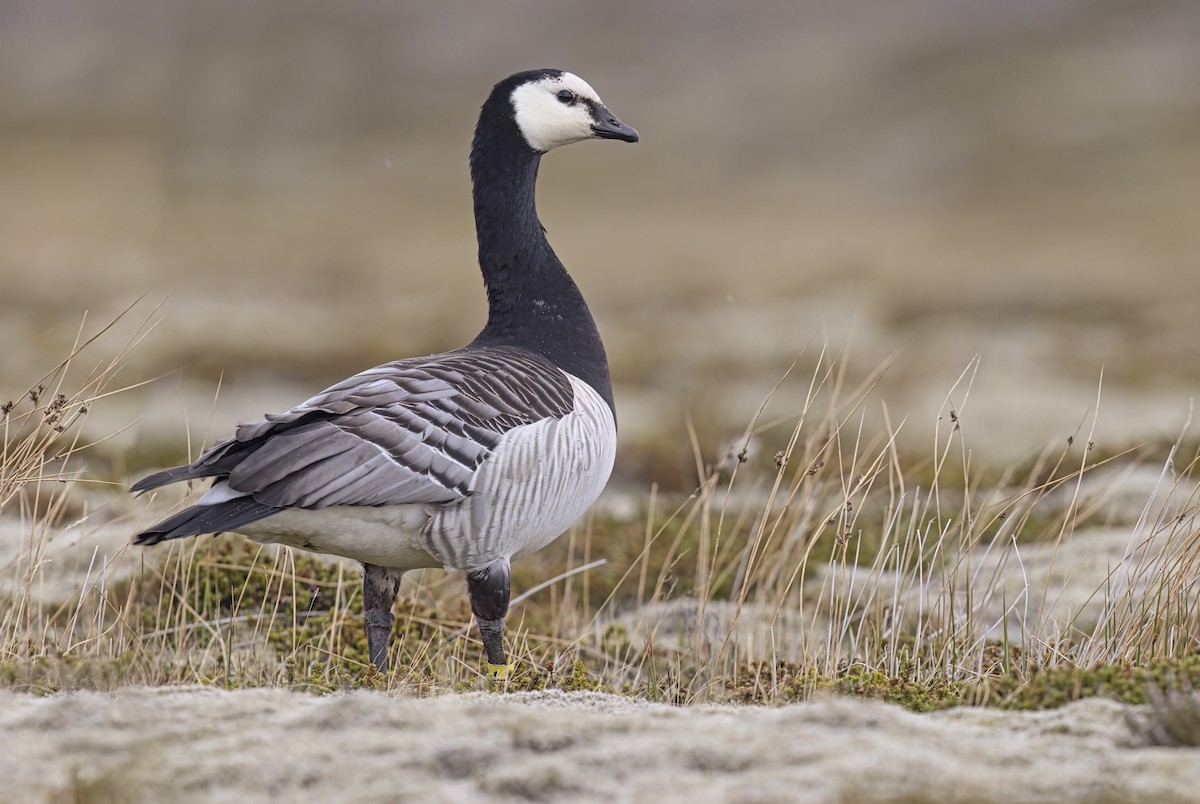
(131, 69, 638, 677)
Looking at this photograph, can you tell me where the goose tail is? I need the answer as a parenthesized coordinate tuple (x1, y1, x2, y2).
(134, 498, 280, 545)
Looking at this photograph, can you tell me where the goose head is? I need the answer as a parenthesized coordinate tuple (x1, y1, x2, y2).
(506, 69, 639, 153)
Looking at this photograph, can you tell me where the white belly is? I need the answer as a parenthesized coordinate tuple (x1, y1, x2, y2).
(238, 505, 441, 569)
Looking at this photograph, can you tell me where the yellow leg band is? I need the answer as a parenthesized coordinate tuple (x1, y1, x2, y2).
(485, 661, 516, 680)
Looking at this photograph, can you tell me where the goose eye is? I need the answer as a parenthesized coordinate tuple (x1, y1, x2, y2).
(556, 89, 574, 104)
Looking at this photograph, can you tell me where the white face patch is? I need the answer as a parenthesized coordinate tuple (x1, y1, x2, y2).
(511, 72, 605, 153)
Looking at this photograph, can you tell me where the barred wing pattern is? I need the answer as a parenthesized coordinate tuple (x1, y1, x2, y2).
(132, 347, 576, 517)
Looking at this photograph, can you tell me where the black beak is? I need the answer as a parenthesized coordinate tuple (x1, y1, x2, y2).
(590, 104, 639, 143)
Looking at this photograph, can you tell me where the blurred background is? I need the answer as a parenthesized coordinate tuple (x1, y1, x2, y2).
(2, 0, 1199, 490)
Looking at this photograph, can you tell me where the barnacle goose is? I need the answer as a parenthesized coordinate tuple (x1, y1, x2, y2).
(131, 69, 638, 678)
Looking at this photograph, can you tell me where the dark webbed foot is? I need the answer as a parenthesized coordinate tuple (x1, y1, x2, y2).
(467, 557, 513, 677)
(362, 563, 404, 672)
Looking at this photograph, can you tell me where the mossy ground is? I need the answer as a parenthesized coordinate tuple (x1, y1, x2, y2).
(722, 655, 1200, 714)
(979, 657, 1200, 710)
(24, 529, 1200, 714)
(729, 661, 967, 712)
(7, 511, 1200, 711)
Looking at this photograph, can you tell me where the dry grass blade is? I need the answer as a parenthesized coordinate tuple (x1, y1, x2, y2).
(1, 301, 160, 666)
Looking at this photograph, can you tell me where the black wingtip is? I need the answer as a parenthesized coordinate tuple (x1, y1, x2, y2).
(130, 466, 192, 494)
(132, 531, 167, 547)
(133, 498, 281, 546)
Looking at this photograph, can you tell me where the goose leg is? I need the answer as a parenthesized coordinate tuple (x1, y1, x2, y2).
(362, 563, 404, 673)
(467, 557, 512, 678)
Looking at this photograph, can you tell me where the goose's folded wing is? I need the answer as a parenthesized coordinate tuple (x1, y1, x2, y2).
(132, 347, 576, 509)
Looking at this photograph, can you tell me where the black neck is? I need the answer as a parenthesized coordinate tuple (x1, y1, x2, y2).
(466, 89, 614, 414)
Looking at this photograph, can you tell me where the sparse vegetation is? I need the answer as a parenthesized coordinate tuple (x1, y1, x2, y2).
(5, 331, 1199, 713)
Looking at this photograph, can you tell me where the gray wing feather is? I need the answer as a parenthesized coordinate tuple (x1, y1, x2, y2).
(150, 346, 576, 512)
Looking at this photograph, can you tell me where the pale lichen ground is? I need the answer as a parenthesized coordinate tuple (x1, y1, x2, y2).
(1, 687, 1196, 803)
